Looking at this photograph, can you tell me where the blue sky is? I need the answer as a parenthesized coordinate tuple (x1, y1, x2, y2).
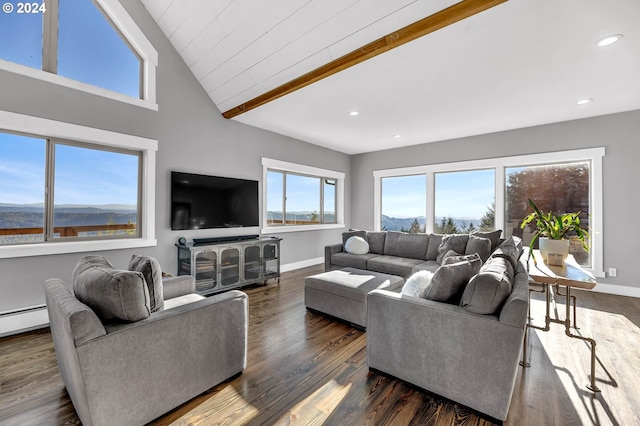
(0, 1, 140, 207)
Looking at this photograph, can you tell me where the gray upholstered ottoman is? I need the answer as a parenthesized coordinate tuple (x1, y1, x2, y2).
(304, 267, 404, 328)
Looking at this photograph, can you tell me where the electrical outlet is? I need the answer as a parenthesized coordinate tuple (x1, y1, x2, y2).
(608, 268, 617, 277)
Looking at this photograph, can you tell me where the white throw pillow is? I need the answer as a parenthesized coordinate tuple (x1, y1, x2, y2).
(344, 236, 369, 255)
(401, 270, 434, 298)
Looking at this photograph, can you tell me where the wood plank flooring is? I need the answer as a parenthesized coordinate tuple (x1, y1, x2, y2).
(1, 265, 639, 425)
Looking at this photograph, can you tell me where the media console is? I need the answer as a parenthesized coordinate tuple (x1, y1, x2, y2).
(176, 236, 281, 295)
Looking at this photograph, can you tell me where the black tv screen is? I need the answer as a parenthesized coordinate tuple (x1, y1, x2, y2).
(171, 172, 259, 230)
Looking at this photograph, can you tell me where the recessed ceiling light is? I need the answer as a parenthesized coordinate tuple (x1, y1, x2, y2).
(597, 34, 623, 47)
(577, 98, 593, 105)
(394, 134, 401, 139)
(349, 111, 359, 116)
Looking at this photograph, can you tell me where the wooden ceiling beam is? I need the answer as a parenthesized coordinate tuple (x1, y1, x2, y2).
(222, 0, 507, 119)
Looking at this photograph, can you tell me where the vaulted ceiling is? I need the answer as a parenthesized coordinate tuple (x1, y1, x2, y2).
(141, 0, 640, 154)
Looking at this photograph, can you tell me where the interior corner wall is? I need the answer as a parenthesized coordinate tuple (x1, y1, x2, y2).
(350, 109, 640, 295)
(0, 0, 349, 320)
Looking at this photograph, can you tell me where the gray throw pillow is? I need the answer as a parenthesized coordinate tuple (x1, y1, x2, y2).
(436, 234, 470, 264)
(465, 234, 492, 262)
(401, 270, 434, 298)
(460, 255, 515, 315)
(424, 257, 482, 303)
(129, 254, 164, 312)
(471, 229, 503, 252)
(493, 235, 523, 268)
(73, 256, 151, 323)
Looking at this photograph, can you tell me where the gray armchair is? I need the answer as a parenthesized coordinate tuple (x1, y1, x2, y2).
(44, 255, 248, 426)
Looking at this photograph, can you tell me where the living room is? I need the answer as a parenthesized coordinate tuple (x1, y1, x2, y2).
(1, 0, 639, 424)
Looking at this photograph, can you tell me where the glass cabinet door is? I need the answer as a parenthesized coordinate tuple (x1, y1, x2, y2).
(194, 250, 217, 293)
(263, 243, 279, 278)
(220, 247, 240, 286)
(244, 245, 261, 280)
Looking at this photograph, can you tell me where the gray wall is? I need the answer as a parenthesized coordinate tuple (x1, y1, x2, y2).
(351, 109, 640, 291)
(0, 0, 349, 313)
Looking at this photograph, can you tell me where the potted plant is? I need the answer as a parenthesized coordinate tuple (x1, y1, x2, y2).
(520, 199, 590, 264)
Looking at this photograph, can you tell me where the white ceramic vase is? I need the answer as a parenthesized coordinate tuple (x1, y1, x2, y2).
(539, 237, 570, 264)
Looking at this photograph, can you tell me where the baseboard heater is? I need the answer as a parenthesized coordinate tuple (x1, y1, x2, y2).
(0, 304, 49, 338)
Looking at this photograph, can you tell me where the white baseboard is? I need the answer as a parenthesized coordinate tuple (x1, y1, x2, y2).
(0, 305, 49, 338)
(589, 282, 640, 298)
(281, 257, 323, 273)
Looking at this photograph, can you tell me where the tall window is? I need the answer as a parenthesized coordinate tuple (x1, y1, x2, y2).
(434, 169, 495, 233)
(374, 148, 604, 275)
(0, 0, 157, 106)
(0, 131, 141, 245)
(506, 161, 590, 265)
(262, 158, 344, 232)
(381, 175, 426, 232)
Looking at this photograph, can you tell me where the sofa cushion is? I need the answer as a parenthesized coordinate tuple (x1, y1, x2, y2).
(306, 268, 404, 301)
(493, 235, 523, 269)
(384, 231, 428, 260)
(128, 254, 164, 313)
(331, 252, 379, 270)
(465, 234, 492, 262)
(460, 255, 515, 315)
(73, 255, 151, 323)
(471, 229, 503, 252)
(367, 255, 425, 278)
(436, 234, 470, 264)
(424, 257, 482, 303)
(345, 236, 370, 255)
(366, 231, 387, 254)
(401, 270, 434, 298)
(425, 233, 443, 261)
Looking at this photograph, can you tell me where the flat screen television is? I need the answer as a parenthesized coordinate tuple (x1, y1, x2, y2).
(171, 171, 259, 231)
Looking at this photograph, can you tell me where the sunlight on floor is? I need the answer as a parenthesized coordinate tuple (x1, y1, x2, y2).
(275, 379, 352, 425)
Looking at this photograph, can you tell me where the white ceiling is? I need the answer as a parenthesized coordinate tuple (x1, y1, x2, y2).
(142, 0, 640, 155)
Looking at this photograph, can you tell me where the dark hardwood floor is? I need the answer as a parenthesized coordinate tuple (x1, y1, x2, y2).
(1, 265, 639, 425)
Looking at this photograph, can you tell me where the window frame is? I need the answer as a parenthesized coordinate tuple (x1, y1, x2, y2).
(0, 109, 157, 258)
(262, 158, 344, 234)
(0, 0, 158, 110)
(373, 147, 605, 277)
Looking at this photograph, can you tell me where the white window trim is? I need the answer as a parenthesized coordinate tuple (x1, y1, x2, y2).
(373, 147, 605, 277)
(261, 158, 345, 234)
(0, 0, 158, 110)
(0, 110, 157, 258)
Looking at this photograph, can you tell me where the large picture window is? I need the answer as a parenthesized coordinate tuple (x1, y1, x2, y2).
(0, 110, 157, 258)
(0, 133, 141, 245)
(374, 148, 604, 275)
(262, 158, 344, 233)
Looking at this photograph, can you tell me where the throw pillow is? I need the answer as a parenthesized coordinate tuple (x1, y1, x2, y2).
(471, 229, 503, 252)
(465, 234, 492, 262)
(73, 256, 151, 323)
(424, 257, 482, 303)
(401, 270, 434, 298)
(344, 236, 370, 255)
(493, 235, 524, 269)
(128, 254, 164, 312)
(460, 255, 515, 315)
(436, 234, 470, 264)
(342, 230, 367, 248)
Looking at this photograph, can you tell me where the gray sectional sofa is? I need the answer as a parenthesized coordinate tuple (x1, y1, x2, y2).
(325, 229, 502, 277)
(322, 230, 529, 421)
